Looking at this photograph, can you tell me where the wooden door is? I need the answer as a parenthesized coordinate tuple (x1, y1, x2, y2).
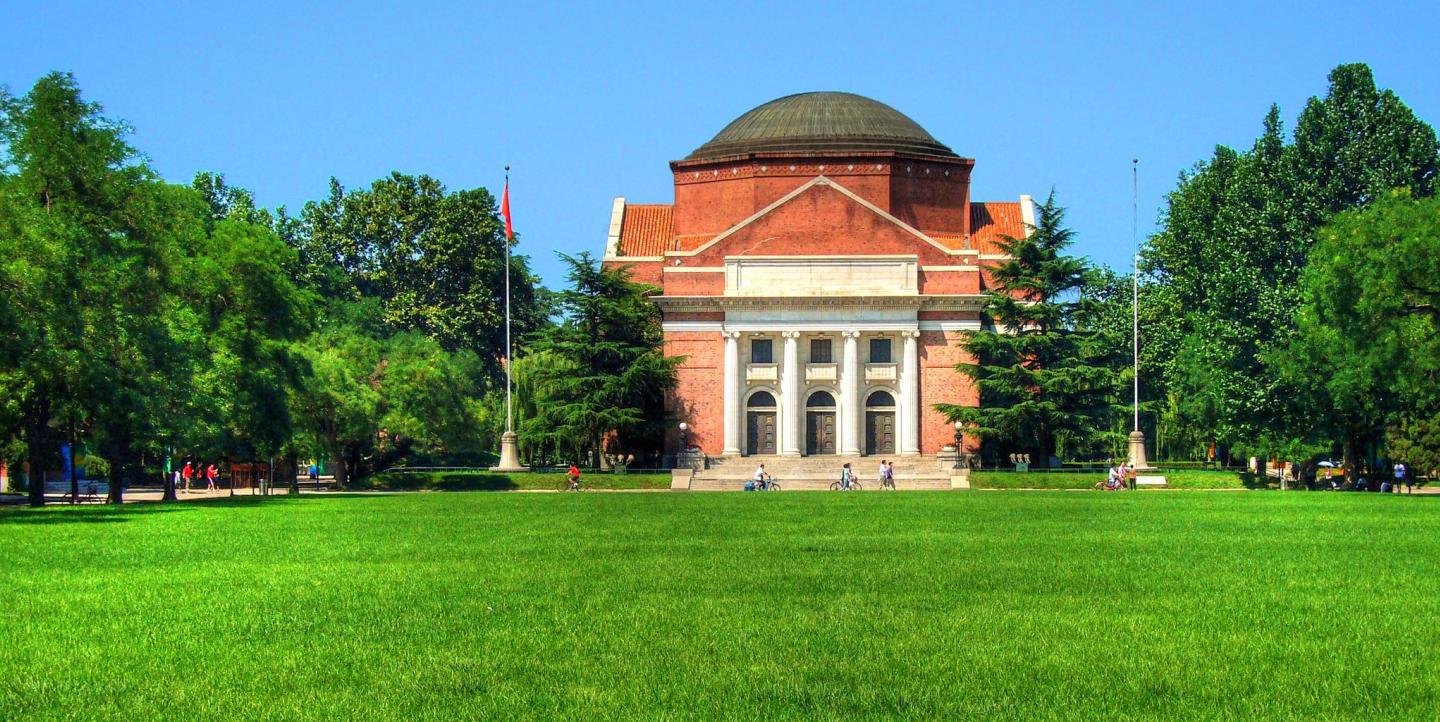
(866, 411, 895, 455)
(747, 411, 777, 455)
(806, 412, 836, 455)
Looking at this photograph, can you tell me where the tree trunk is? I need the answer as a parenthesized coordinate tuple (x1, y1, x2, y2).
(331, 449, 348, 488)
(26, 432, 47, 508)
(162, 464, 177, 502)
(282, 452, 300, 495)
(1343, 432, 1361, 486)
(68, 427, 79, 505)
(106, 459, 125, 505)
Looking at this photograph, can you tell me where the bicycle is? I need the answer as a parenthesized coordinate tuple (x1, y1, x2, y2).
(557, 476, 584, 492)
(755, 476, 781, 491)
(829, 478, 862, 491)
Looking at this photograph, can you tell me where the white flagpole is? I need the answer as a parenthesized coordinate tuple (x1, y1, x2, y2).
(504, 165, 513, 435)
(1132, 159, 1139, 433)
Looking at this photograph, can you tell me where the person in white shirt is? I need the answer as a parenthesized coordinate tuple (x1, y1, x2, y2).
(753, 463, 769, 489)
(1395, 462, 1409, 494)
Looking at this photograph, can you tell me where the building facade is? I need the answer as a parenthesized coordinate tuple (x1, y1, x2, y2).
(602, 92, 1030, 458)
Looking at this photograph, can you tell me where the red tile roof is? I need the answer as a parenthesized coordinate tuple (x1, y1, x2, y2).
(616, 204, 674, 257)
(969, 202, 1025, 254)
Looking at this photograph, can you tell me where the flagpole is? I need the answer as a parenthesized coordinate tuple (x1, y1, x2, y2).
(504, 165, 513, 435)
(492, 164, 529, 472)
(1127, 157, 1153, 475)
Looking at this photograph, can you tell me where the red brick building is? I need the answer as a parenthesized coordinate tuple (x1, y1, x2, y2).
(603, 92, 1030, 459)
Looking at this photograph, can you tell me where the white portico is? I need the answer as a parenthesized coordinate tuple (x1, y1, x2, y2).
(659, 253, 983, 458)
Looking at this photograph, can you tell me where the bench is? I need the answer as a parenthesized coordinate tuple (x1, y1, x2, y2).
(43, 479, 109, 503)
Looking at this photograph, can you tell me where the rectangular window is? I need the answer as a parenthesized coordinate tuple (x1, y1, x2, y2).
(869, 338, 892, 363)
(751, 338, 773, 364)
(810, 338, 833, 363)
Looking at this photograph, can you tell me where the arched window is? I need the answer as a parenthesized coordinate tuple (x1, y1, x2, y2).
(866, 390, 895, 408)
(747, 391, 777, 408)
(806, 391, 836, 408)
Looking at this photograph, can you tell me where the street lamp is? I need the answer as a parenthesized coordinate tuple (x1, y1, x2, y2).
(678, 422, 689, 452)
(953, 420, 964, 469)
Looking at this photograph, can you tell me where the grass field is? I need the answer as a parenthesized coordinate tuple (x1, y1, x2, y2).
(971, 469, 1272, 490)
(3, 491, 1437, 720)
(353, 470, 672, 492)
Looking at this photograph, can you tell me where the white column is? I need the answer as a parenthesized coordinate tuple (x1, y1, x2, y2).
(780, 331, 801, 456)
(900, 330, 921, 455)
(722, 331, 741, 455)
(840, 331, 861, 455)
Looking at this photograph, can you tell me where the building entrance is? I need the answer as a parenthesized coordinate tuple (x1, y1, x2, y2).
(805, 390, 837, 455)
(746, 390, 778, 455)
(865, 390, 896, 455)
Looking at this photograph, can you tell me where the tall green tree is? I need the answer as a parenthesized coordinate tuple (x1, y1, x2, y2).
(1145, 63, 1438, 457)
(1276, 191, 1440, 480)
(0, 72, 186, 505)
(522, 253, 678, 464)
(291, 173, 546, 376)
(937, 193, 1122, 464)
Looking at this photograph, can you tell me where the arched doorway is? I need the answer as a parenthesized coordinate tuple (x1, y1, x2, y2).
(865, 390, 896, 455)
(746, 391, 777, 455)
(805, 391, 837, 455)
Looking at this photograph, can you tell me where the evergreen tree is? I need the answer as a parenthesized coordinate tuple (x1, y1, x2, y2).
(521, 253, 678, 465)
(937, 193, 1122, 465)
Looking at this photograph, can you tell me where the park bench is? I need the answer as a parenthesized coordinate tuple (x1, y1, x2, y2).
(43, 479, 108, 503)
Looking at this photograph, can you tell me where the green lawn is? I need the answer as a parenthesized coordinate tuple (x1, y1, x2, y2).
(3, 492, 1437, 720)
(972, 469, 1273, 490)
(353, 470, 672, 491)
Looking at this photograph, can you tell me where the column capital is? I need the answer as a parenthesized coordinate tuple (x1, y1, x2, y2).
(841, 330, 862, 339)
(721, 330, 742, 340)
(781, 330, 802, 339)
(903, 329, 922, 338)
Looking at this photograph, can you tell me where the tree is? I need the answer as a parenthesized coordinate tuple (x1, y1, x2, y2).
(289, 301, 487, 486)
(521, 253, 678, 464)
(1277, 191, 1440, 481)
(290, 173, 546, 378)
(0, 72, 184, 505)
(937, 193, 1123, 465)
(1145, 64, 1438, 459)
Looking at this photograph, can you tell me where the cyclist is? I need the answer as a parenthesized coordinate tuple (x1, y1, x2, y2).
(566, 464, 581, 491)
(753, 463, 770, 491)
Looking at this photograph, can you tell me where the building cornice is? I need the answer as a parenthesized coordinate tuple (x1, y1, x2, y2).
(653, 294, 987, 312)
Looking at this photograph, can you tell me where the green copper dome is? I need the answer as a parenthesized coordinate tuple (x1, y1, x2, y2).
(686, 92, 955, 161)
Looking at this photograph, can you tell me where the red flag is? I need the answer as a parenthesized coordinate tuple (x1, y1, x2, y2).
(500, 181, 514, 240)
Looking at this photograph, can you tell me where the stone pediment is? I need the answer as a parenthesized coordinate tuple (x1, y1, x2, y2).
(671, 176, 965, 262)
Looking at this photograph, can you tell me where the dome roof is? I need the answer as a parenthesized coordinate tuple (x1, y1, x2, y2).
(686, 92, 955, 161)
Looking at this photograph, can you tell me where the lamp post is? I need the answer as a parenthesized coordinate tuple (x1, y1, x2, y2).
(678, 422, 689, 453)
(953, 420, 964, 470)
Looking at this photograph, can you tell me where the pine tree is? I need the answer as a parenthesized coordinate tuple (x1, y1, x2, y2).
(521, 253, 679, 465)
(937, 193, 1122, 465)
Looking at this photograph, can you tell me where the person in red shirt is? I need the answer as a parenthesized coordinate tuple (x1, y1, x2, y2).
(566, 464, 581, 491)
(205, 463, 218, 492)
(181, 461, 194, 493)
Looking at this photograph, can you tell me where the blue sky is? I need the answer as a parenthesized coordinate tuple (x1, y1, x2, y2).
(4, 2, 1437, 287)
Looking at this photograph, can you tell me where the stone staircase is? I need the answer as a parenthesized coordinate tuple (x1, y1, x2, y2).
(688, 455, 962, 491)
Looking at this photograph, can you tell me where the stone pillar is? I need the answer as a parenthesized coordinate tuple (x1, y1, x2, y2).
(780, 331, 801, 456)
(1128, 430, 1154, 471)
(900, 330, 921, 455)
(840, 331, 861, 455)
(722, 331, 741, 456)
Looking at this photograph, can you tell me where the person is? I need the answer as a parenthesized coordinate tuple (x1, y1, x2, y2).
(308, 463, 319, 483)
(1395, 461, 1409, 494)
(885, 460, 895, 490)
(878, 460, 889, 488)
(172, 467, 183, 494)
(567, 463, 581, 491)
(839, 462, 854, 490)
(1126, 462, 1137, 491)
(205, 463, 218, 492)
(181, 461, 193, 493)
(753, 463, 770, 490)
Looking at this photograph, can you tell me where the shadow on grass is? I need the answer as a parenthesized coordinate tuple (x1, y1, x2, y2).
(0, 493, 335, 526)
(352, 473, 523, 492)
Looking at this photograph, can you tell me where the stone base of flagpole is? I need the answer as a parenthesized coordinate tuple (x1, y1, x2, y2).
(490, 431, 530, 472)
(1128, 430, 1155, 471)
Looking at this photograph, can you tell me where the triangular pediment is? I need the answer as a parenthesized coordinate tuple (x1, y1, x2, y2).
(672, 176, 963, 260)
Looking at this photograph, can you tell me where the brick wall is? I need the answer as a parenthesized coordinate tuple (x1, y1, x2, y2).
(920, 330, 978, 454)
(665, 331, 723, 454)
